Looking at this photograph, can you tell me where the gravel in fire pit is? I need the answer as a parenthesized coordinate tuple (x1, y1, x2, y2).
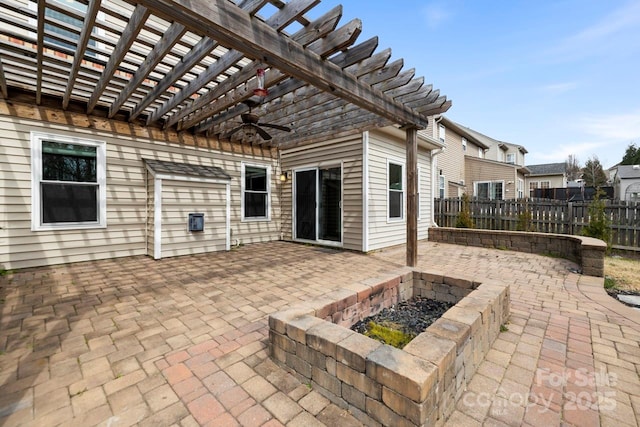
(351, 297, 455, 338)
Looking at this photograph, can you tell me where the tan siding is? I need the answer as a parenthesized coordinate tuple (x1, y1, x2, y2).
(367, 130, 432, 250)
(465, 157, 519, 199)
(281, 136, 363, 251)
(0, 115, 279, 270)
(160, 180, 227, 257)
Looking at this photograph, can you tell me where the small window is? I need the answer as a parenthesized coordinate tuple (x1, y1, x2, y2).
(388, 162, 404, 220)
(506, 153, 516, 164)
(475, 181, 503, 200)
(540, 181, 550, 189)
(31, 132, 106, 230)
(478, 147, 484, 158)
(517, 179, 524, 199)
(439, 125, 446, 143)
(439, 175, 445, 199)
(462, 137, 467, 152)
(242, 163, 270, 220)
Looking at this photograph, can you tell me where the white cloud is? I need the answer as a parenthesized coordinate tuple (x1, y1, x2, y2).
(544, 1, 640, 61)
(577, 111, 640, 141)
(540, 81, 580, 94)
(421, 3, 451, 29)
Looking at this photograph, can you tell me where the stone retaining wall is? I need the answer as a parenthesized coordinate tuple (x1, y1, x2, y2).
(269, 269, 510, 426)
(428, 227, 607, 277)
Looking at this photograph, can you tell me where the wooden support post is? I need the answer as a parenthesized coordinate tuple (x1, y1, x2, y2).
(406, 126, 418, 267)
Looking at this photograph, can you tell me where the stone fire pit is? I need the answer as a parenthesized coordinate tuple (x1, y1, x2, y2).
(269, 267, 509, 426)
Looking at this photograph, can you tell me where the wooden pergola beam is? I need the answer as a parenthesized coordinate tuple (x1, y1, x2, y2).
(200, 37, 381, 134)
(135, 0, 430, 128)
(36, 0, 45, 105)
(62, 0, 101, 109)
(405, 126, 418, 267)
(176, 16, 362, 131)
(0, 57, 8, 98)
(148, 0, 327, 126)
(109, 21, 187, 118)
(86, 4, 151, 114)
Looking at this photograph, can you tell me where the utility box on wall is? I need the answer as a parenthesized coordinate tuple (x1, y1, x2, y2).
(188, 213, 205, 232)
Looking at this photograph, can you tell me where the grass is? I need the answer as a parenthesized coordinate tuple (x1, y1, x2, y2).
(363, 321, 415, 349)
(604, 255, 640, 292)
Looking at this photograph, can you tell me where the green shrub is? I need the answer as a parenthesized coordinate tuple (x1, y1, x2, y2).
(582, 190, 611, 249)
(516, 203, 534, 232)
(455, 193, 474, 228)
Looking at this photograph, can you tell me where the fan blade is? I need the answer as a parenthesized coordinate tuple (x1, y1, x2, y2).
(255, 126, 273, 141)
(258, 123, 291, 132)
(222, 126, 243, 140)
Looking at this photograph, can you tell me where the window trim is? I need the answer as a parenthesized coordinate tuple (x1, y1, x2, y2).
(438, 124, 446, 143)
(387, 159, 405, 222)
(506, 153, 516, 164)
(462, 137, 467, 152)
(31, 131, 107, 231)
(241, 162, 271, 222)
(438, 174, 446, 199)
(474, 180, 504, 201)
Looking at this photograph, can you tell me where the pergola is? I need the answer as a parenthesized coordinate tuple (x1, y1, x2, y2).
(0, 0, 452, 265)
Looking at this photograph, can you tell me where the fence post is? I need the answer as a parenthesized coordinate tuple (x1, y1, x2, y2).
(567, 202, 573, 235)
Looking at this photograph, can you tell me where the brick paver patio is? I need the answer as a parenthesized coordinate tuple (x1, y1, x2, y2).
(0, 241, 638, 426)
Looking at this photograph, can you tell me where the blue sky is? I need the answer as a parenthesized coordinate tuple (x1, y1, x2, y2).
(304, 1, 640, 168)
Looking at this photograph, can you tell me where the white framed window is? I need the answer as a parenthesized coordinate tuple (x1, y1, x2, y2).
(475, 181, 504, 200)
(478, 147, 484, 158)
(439, 124, 446, 143)
(462, 137, 467, 152)
(388, 160, 404, 220)
(540, 181, 550, 189)
(439, 175, 445, 199)
(241, 163, 271, 221)
(517, 179, 524, 199)
(506, 153, 516, 164)
(31, 132, 107, 231)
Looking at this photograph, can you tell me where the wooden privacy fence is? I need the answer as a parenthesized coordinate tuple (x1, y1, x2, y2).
(434, 198, 640, 250)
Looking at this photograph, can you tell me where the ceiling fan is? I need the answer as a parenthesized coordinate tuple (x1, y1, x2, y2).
(222, 99, 291, 142)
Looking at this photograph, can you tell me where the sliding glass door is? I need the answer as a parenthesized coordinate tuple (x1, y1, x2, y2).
(294, 166, 342, 244)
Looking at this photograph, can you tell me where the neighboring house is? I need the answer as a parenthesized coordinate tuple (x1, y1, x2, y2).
(612, 165, 640, 201)
(0, 0, 451, 270)
(526, 163, 568, 196)
(433, 117, 528, 200)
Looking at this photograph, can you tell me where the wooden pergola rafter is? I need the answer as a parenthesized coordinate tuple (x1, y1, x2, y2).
(0, 0, 452, 266)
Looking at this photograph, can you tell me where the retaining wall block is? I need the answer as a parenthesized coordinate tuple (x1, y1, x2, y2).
(336, 362, 382, 400)
(306, 322, 353, 358)
(342, 383, 367, 411)
(365, 397, 415, 427)
(312, 365, 342, 397)
(382, 385, 436, 425)
(336, 333, 382, 373)
(365, 345, 438, 403)
(269, 307, 315, 334)
(286, 315, 325, 344)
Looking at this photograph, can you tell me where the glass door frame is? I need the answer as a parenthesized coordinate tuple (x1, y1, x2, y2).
(292, 163, 343, 247)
